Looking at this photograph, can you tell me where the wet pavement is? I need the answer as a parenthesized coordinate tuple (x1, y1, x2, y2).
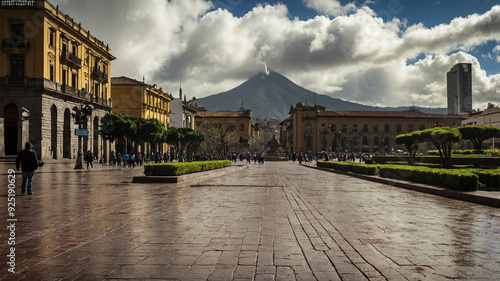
(1, 160, 499, 280)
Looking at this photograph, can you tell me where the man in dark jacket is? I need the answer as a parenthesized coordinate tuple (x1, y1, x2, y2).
(16, 142, 39, 195)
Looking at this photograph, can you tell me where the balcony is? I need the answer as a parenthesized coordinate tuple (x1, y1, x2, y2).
(60, 50, 82, 69)
(1, 0, 35, 6)
(2, 38, 30, 54)
(91, 67, 108, 83)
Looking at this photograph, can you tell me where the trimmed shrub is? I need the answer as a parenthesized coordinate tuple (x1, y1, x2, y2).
(378, 165, 479, 191)
(373, 155, 500, 167)
(469, 169, 500, 188)
(144, 160, 231, 176)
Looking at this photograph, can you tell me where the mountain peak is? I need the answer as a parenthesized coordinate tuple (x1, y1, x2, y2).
(195, 71, 446, 120)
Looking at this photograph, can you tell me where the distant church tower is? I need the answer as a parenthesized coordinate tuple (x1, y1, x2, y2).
(447, 63, 472, 114)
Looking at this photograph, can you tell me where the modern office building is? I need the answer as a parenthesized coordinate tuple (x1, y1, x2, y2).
(0, 0, 115, 161)
(447, 63, 472, 114)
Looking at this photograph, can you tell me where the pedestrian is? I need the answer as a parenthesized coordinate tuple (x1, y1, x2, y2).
(15, 142, 41, 195)
(130, 153, 136, 168)
(298, 152, 303, 164)
(122, 152, 129, 168)
(85, 150, 94, 169)
(137, 152, 142, 166)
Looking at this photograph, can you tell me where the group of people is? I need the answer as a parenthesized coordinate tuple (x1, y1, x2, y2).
(108, 151, 145, 168)
(230, 152, 266, 164)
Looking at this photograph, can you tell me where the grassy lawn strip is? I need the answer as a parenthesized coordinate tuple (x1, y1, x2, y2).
(317, 161, 500, 191)
(144, 160, 231, 176)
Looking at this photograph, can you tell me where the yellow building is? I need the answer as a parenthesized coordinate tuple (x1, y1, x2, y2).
(0, 0, 115, 161)
(110, 76, 172, 153)
(281, 102, 467, 154)
(194, 108, 252, 156)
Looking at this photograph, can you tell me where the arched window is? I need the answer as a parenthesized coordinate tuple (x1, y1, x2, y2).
(362, 136, 368, 146)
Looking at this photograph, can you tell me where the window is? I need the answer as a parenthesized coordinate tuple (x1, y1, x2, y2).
(352, 124, 358, 132)
(10, 23, 24, 44)
(362, 136, 368, 145)
(396, 124, 401, 133)
(72, 43, 77, 56)
(10, 54, 24, 81)
(240, 124, 244, 131)
(363, 124, 368, 133)
(71, 72, 77, 88)
(305, 113, 311, 118)
(49, 28, 55, 47)
(419, 124, 425, 130)
(408, 124, 414, 132)
(330, 124, 336, 132)
(374, 137, 380, 146)
(321, 123, 325, 128)
(384, 124, 390, 133)
(341, 124, 347, 132)
(373, 123, 379, 132)
(49, 64, 54, 81)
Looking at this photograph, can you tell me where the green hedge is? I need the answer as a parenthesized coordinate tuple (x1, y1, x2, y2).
(317, 161, 378, 175)
(377, 165, 479, 191)
(373, 155, 500, 167)
(144, 160, 231, 176)
(317, 161, 481, 191)
(468, 169, 500, 188)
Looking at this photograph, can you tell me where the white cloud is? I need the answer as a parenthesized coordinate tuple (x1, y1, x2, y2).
(57, 1, 500, 112)
(302, 0, 357, 16)
(494, 45, 500, 62)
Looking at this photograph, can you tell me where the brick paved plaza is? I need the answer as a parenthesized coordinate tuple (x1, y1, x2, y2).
(1, 161, 499, 280)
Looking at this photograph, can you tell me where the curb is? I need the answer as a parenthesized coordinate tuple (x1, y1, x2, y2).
(132, 165, 247, 184)
(304, 165, 500, 208)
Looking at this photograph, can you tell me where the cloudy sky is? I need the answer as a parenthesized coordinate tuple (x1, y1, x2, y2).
(57, 0, 500, 110)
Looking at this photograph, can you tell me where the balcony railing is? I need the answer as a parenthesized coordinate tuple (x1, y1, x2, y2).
(2, 39, 30, 53)
(91, 67, 108, 83)
(60, 50, 82, 69)
(0, 77, 112, 108)
(1, 0, 36, 6)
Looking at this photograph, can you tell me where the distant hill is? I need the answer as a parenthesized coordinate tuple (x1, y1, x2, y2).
(195, 71, 446, 121)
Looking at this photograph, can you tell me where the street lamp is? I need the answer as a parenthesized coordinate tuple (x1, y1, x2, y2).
(72, 102, 94, 169)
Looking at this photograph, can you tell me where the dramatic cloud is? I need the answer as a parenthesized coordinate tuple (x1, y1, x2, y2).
(58, 1, 500, 111)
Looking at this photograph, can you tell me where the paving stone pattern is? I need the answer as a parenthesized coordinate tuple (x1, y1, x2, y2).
(0, 161, 499, 280)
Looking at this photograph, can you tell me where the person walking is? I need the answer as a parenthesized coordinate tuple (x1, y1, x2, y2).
(122, 152, 129, 168)
(15, 142, 40, 195)
(85, 150, 94, 169)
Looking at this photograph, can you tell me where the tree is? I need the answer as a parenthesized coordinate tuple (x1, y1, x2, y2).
(101, 112, 137, 153)
(458, 126, 500, 154)
(420, 127, 462, 168)
(395, 131, 422, 166)
(136, 118, 165, 153)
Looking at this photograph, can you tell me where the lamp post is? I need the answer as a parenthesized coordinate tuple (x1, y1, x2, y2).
(72, 102, 94, 169)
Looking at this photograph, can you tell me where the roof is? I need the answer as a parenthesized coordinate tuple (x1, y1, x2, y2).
(111, 76, 146, 86)
(317, 110, 466, 120)
(196, 110, 251, 118)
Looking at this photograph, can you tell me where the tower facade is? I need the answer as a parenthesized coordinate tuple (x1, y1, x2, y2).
(447, 63, 472, 114)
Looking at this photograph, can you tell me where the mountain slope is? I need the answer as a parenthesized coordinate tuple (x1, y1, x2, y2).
(195, 71, 446, 120)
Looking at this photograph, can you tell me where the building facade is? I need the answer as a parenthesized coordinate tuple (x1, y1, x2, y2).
(194, 108, 252, 155)
(0, 0, 115, 160)
(460, 104, 500, 150)
(110, 76, 173, 153)
(281, 103, 466, 154)
(169, 87, 197, 130)
(447, 63, 472, 114)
